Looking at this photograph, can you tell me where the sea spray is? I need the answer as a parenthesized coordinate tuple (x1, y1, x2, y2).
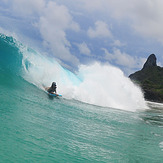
(74, 63, 147, 111)
(20, 45, 147, 111)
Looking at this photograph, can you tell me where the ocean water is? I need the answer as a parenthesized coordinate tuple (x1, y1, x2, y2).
(0, 33, 163, 162)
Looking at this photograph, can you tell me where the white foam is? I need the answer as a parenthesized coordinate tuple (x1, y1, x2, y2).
(21, 45, 148, 111)
(74, 63, 148, 111)
(159, 142, 163, 151)
(147, 101, 163, 108)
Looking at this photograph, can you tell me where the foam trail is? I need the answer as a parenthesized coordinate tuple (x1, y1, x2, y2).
(20, 46, 148, 111)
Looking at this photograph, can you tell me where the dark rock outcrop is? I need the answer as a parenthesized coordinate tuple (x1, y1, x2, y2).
(129, 54, 163, 103)
(142, 54, 157, 69)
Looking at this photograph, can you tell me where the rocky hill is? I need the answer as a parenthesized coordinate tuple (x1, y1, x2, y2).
(129, 54, 163, 103)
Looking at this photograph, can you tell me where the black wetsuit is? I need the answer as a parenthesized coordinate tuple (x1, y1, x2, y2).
(47, 82, 57, 93)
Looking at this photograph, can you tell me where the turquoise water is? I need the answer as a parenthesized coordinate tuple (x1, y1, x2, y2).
(0, 34, 163, 162)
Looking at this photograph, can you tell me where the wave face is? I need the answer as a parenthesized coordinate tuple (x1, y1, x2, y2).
(0, 33, 148, 111)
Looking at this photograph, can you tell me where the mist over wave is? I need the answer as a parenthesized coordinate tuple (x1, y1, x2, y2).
(20, 42, 147, 112)
(0, 33, 148, 111)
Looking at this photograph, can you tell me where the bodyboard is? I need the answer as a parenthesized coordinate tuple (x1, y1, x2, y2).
(47, 92, 62, 97)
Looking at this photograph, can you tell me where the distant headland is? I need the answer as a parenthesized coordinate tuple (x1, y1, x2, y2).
(129, 54, 163, 103)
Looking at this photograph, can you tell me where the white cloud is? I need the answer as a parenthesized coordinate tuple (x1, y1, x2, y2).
(37, 1, 80, 66)
(77, 42, 91, 56)
(102, 48, 146, 69)
(4, 0, 80, 67)
(130, 1, 163, 44)
(81, 0, 163, 44)
(55, 0, 163, 45)
(11, 0, 46, 16)
(87, 21, 112, 39)
(112, 40, 126, 47)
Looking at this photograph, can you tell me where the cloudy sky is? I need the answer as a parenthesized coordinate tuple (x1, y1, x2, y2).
(1, 0, 163, 75)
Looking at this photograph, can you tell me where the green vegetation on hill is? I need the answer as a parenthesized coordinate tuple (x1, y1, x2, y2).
(129, 54, 163, 103)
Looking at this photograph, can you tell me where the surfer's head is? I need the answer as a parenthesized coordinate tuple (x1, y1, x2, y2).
(51, 82, 57, 90)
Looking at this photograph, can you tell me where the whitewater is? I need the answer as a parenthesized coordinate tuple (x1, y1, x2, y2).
(0, 33, 163, 162)
(17, 35, 147, 112)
